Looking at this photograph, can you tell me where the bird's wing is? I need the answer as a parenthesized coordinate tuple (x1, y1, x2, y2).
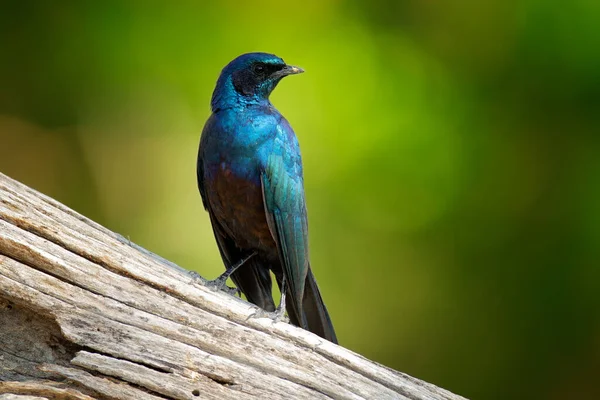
(197, 157, 208, 211)
(261, 154, 309, 325)
(196, 122, 211, 211)
(261, 153, 338, 342)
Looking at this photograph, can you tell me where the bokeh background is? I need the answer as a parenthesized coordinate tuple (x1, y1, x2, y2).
(1, 1, 599, 399)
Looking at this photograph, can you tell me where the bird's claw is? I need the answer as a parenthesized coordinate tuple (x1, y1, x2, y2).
(218, 284, 241, 297)
(204, 278, 240, 296)
(194, 272, 240, 297)
(247, 278, 289, 323)
(198, 253, 255, 296)
(247, 306, 289, 324)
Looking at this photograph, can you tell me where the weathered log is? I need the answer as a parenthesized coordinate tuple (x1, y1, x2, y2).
(0, 172, 467, 400)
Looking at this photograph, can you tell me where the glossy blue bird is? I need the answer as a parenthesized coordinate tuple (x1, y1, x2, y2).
(197, 53, 337, 343)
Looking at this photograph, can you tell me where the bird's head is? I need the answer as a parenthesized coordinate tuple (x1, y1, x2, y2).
(211, 52, 304, 111)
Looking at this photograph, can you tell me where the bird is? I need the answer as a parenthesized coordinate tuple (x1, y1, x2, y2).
(197, 52, 337, 343)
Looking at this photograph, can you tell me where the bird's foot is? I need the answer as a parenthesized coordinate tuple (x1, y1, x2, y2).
(247, 306, 289, 324)
(197, 252, 256, 296)
(209, 282, 241, 297)
(192, 271, 241, 296)
(205, 276, 241, 297)
(247, 286, 288, 323)
(273, 302, 290, 323)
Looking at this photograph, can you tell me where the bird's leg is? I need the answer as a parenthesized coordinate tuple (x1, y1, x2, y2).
(205, 251, 257, 293)
(273, 277, 288, 322)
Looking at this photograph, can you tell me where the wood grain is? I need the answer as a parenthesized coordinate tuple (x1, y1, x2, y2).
(0, 172, 467, 400)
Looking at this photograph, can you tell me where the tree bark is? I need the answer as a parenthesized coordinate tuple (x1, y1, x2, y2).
(0, 172, 467, 400)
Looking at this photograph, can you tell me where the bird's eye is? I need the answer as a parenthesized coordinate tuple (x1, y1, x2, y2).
(252, 64, 265, 74)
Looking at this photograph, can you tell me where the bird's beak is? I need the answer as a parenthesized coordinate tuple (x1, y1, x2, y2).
(273, 64, 305, 79)
(284, 65, 304, 75)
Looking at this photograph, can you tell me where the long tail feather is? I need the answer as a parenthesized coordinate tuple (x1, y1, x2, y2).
(286, 267, 337, 344)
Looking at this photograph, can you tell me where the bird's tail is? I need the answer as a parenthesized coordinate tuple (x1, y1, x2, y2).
(286, 267, 338, 344)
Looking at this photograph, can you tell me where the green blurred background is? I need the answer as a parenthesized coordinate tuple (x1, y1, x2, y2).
(1, 1, 599, 399)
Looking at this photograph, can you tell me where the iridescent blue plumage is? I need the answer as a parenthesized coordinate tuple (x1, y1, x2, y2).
(197, 53, 337, 343)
